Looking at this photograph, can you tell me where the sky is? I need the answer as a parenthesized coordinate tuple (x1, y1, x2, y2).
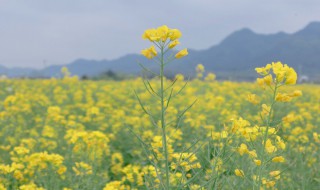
(0, 0, 319, 68)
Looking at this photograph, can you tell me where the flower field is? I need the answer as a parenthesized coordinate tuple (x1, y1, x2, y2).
(1, 25, 320, 189)
(0, 72, 319, 189)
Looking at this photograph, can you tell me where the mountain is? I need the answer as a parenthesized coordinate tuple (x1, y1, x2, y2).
(1, 21, 320, 80)
(0, 65, 35, 78)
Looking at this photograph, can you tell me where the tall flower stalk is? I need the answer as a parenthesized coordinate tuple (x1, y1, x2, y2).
(137, 25, 188, 189)
(254, 62, 300, 189)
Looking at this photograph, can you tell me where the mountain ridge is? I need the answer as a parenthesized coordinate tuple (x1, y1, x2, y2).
(1, 21, 320, 80)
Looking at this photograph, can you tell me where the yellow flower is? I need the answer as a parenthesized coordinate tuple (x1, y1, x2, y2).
(234, 169, 245, 177)
(313, 132, 320, 143)
(265, 139, 277, 154)
(57, 166, 67, 175)
(272, 62, 287, 83)
(175, 73, 185, 81)
(0, 184, 6, 190)
(285, 67, 297, 85)
(265, 180, 276, 188)
(255, 64, 272, 75)
(272, 156, 285, 163)
(270, 170, 281, 180)
(157, 25, 169, 41)
(168, 28, 182, 41)
(168, 40, 180, 48)
(290, 90, 302, 97)
(175, 48, 188, 59)
(205, 73, 216, 81)
(247, 94, 259, 105)
(237, 143, 249, 156)
(231, 117, 250, 133)
(142, 26, 182, 42)
(256, 78, 264, 87)
(13, 146, 30, 155)
(196, 64, 205, 73)
(61, 67, 71, 77)
(111, 153, 124, 174)
(141, 45, 157, 59)
(271, 61, 297, 85)
(256, 73, 273, 88)
(263, 74, 273, 86)
(248, 150, 257, 158)
(19, 182, 45, 190)
(261, 104, 271, 116)
(276, 136, 286, 150)
(103, 181, 129, 190)
(254, 159, 261, 166)
(142, 28, 161, 42)
(275, 93, 293, 102)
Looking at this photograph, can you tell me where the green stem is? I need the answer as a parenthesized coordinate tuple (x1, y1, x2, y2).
(257, 83, 278, 189)
(263, 84, 278, 145)
(160, 44, 170, 189)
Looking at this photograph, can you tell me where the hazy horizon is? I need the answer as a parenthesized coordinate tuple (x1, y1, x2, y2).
(1, 0, 320, 69)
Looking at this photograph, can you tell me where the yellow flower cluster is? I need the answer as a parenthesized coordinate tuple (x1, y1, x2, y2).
(256, 61, 298, 86)
(275, 90, 302, 102)
(142, 25, 182, 42)
(65, 129, 110, 162)
(0, 148, 66, 187)
(141, 25, 188, 60)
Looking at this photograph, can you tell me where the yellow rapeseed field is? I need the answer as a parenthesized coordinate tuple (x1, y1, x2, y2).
(0, 25, 319, 189)
(0, 74, 319, 189)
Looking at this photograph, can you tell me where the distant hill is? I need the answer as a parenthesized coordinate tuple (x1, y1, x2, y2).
(1, 21, 320, 81)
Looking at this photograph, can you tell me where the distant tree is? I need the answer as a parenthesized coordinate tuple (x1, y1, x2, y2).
(105, 70, 116, 79)
(81, 75, 89, 80)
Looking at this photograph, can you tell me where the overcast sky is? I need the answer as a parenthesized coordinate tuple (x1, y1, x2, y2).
(1, 0, 319, 68)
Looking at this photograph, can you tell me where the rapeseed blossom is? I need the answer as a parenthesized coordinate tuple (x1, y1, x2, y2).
(235, 169, 245, 177)
(256, 61, 297, 86)
(175, 48, 188, 59)
(272, 156, 286, 163)
(141, 45, 157, 59)
(141, 25, 188, 60)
